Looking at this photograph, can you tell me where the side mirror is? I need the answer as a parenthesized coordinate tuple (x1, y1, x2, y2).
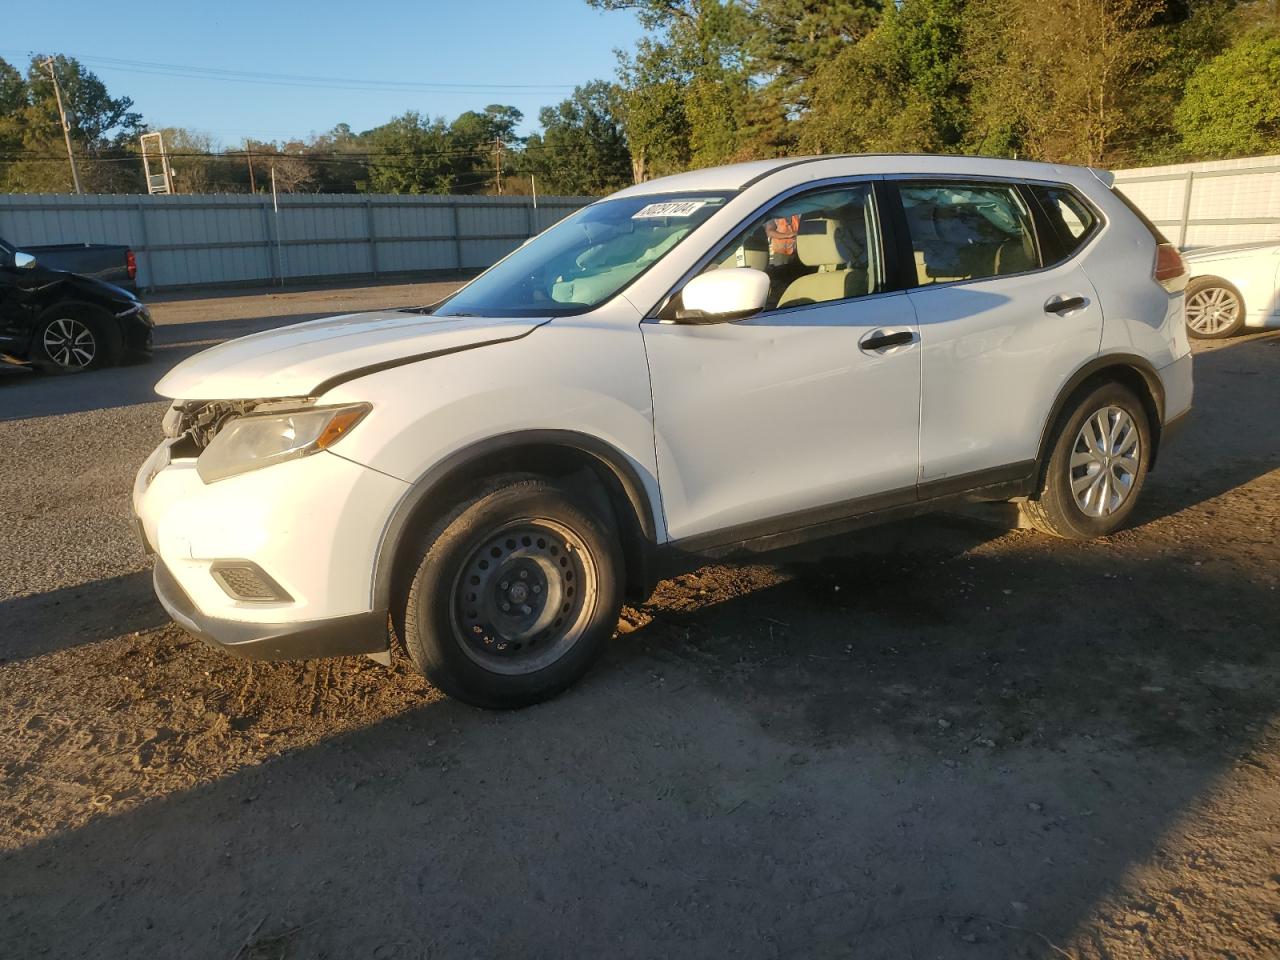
(674, 267, 769, 323)
(14, 251, 36, 269)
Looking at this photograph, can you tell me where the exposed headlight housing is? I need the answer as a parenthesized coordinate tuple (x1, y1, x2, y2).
(196, 403, 371, 483)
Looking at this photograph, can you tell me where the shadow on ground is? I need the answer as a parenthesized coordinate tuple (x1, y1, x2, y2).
(2, 507, 1276, 958)
(0, 571, 166, 663)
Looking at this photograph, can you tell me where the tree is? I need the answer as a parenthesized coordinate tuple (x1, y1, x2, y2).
(152, 128, 235, 193)
(1175, 28, 1280, 158)
(449, 104, 524, 191)
(307, 123, 369, 194)
(589, 0, 754, 177)
(747, 0, 882, 113)
(525, 81, 632, 194)
(0, 54, 143, 193)
(362, 111, 460, 194)
(964, 0, 1168, 165)
(799, 0, 969, 154)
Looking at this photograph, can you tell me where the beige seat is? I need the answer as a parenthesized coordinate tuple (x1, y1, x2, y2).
(777, 219, 867, 308)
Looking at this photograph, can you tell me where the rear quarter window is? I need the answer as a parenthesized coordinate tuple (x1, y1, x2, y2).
(1028, 184, 1104, 264)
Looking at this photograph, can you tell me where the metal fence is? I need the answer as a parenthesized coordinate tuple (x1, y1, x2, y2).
(0, 192, 593, 290)
(1112, 154, 1280, 248)
(5, 155, 1278, 291)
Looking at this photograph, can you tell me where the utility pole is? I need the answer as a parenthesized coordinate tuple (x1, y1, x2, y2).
(42, 57, 83, 195)
(493, 136, 504, 195)
(245, 141, 257, 193)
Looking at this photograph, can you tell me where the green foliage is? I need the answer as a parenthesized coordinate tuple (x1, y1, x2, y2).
(525, 82, 632, 194)
(960, 0, 1173, 165)
(362, 112, 461, 194)
(4, 1, 1277, 197)
(0, 54, 144, 193)
(1175, 27, 1280, 159)
(799, 0, 969, 154)
(591, 0, 753, 174)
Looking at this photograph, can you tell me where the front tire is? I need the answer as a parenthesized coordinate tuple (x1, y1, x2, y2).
(1185, 276, 1246, 340)
(33, 306, 122, 373)
(399, 475, 624, 709)
(1023, 382, 1152, 540)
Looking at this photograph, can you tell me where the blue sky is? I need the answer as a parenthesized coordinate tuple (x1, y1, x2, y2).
(3, 0, 645, 146)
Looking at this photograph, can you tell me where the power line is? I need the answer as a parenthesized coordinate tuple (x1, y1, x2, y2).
(1, 49, 578, 95)
(0, 141, 565, 164)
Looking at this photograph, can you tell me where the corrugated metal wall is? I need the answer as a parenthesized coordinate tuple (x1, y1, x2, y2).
(5, 156, 1278, 289)
(0, 193, 592, 290)
(1111, 155, 1280, 248)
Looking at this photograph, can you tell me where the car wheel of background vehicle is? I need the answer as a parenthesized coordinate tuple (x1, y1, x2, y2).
(34, 306, 121, 373)
(399, 474, 624, 709)
(1023, 381, 1152, 540)
(1184, 276, 1246, 339)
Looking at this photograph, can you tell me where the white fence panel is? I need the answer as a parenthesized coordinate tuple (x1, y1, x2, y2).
(1112, 154, 1280, 248)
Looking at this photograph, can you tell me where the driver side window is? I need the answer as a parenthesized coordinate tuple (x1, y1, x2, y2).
(701, 183, 882, 312)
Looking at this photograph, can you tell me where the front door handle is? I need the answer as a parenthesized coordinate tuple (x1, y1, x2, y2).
(1045, 295, 1087, 315)
(860, 331, 914, 351)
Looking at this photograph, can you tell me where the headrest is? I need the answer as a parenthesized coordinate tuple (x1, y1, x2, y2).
(796, 218, 855, 267)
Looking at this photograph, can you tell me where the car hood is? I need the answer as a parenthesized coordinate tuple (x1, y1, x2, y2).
(155, 310, 548, 400)
(29, 267, 139, 305)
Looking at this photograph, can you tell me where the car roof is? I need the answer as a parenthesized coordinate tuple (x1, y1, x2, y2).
(608, 154, 1111, 198)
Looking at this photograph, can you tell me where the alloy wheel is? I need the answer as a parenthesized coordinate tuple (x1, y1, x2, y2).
(42, 317, 97, 369)
(1186, 286, 1240, 336)
(451, 518, 598, 676)
(1070, 406, 1141, 517)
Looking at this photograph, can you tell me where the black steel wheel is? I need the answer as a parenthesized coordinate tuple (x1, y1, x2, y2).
(452, 519, 598, 676)
(400, 475, 623, 708)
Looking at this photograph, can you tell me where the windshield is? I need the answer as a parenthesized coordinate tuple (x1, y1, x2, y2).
(432, 192, 732, 317)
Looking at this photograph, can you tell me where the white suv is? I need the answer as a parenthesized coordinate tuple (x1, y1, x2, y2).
(134, 155, 1193, 708)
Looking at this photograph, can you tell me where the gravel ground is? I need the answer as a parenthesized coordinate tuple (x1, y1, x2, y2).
(1, 284, 1277, 959)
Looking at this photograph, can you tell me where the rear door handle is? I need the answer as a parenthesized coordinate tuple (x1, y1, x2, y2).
(1045, 295, 1087, 315)
(860, 331, 915, 351)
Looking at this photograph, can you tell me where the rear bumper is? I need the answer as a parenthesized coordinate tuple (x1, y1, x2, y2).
(153, 559, 388, 660)
(1155, 351, 1193, 464)
(1161, 407, 1191, 447)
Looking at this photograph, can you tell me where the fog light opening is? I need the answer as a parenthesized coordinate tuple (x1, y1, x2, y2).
(209, 561, 293, 603)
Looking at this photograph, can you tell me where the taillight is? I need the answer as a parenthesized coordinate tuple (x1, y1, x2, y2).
(1154, 243, 1186, 291)
(126, 249, 137, 281)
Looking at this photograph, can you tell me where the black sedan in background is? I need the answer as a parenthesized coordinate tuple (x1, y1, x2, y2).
(0, 238, 152, 372)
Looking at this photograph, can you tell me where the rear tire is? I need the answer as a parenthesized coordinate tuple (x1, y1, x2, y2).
(1184, 276, 1246, 340)
(1023, 382, 1152, 540)
(33, 305, 121, 373)
(399, 475, 624, 709)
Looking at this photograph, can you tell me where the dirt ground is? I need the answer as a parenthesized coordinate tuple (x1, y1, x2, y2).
(1, 284, 1277, 959)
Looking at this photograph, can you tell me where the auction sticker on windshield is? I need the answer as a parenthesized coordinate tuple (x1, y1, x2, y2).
(632, 201, 708, 219)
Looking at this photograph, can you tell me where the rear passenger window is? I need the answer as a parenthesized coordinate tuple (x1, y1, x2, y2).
(900, 183, 1039, 285)
(1030, 185, 1098, 254)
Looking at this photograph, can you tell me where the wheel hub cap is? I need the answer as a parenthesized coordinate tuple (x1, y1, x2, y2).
(1070, 406, 1140, 517)
(452, 520, 597, 676)
(1186, 286, 1240, 335)
(43, 318, 96, 368)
